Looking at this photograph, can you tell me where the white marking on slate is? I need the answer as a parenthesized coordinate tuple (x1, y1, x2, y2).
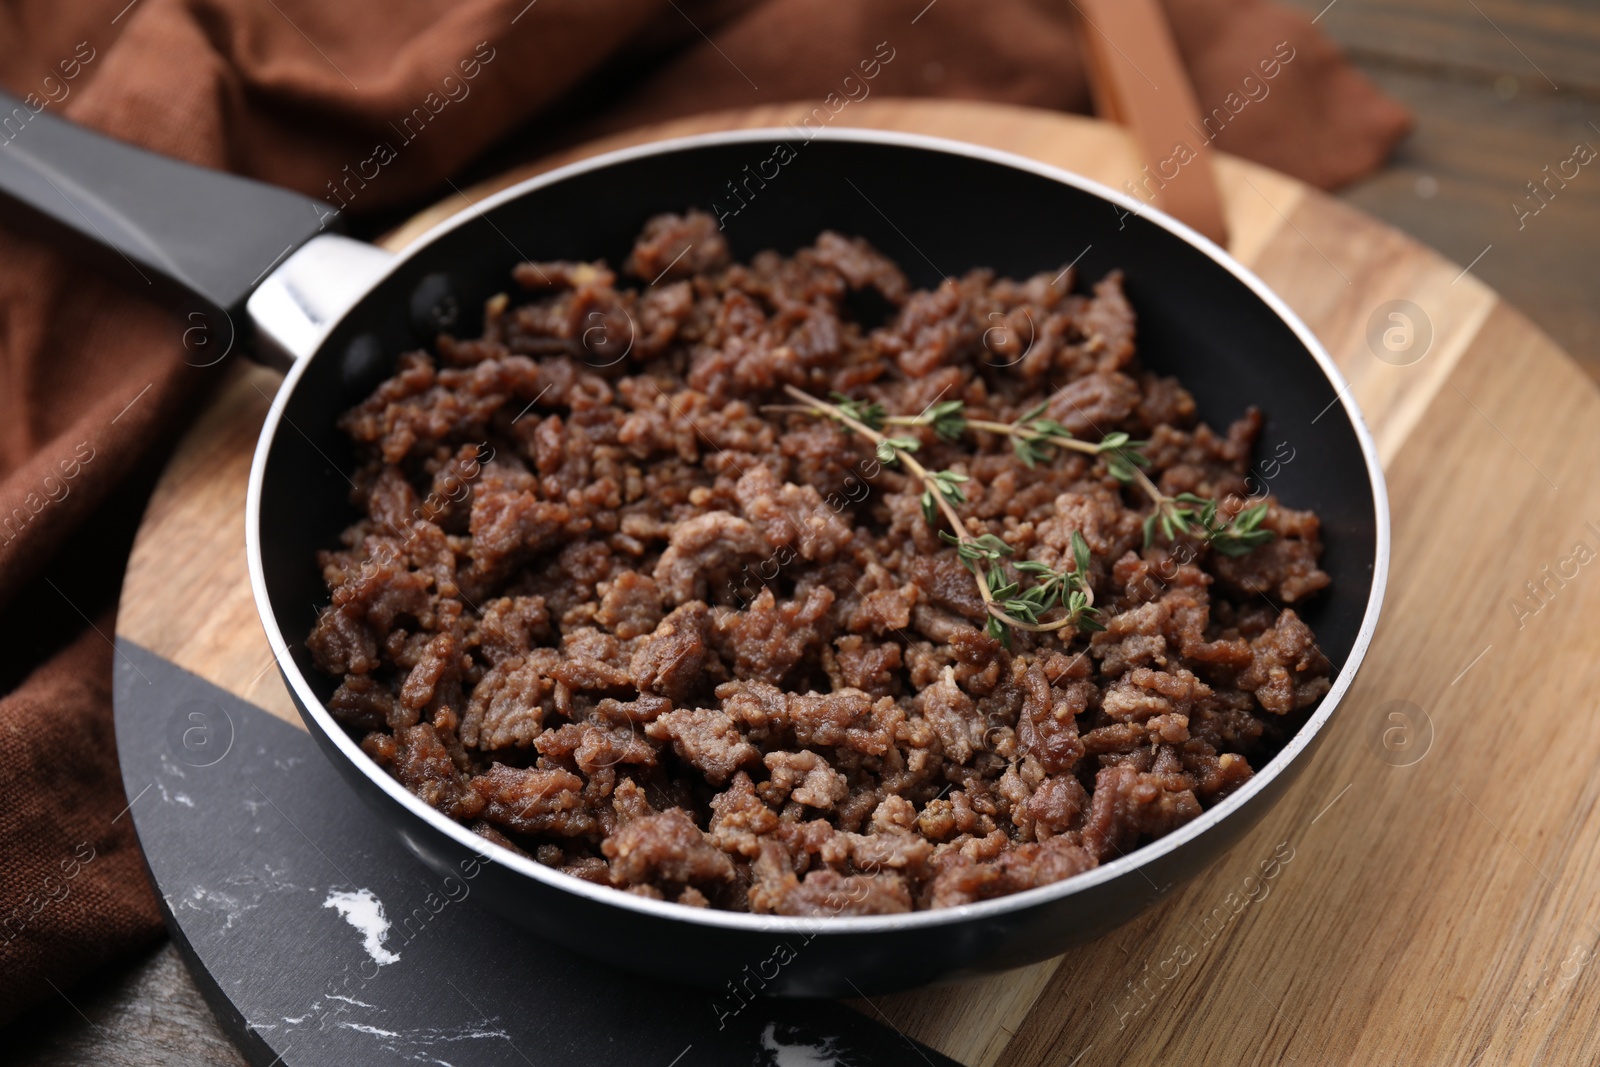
(184, 885, 256, 933)
(759, 1023, 848, 1066)
(323, 888, 400, 966)
(325, 993, 377, 1008)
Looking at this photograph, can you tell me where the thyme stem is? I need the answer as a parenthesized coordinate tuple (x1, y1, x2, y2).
(780, 385, 1094, 636)
(964, 417, 1168, 504)
(782, 385, 975, 568)
(780, 392, 1272, 557)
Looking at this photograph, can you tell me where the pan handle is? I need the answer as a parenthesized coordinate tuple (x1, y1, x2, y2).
(0, 90, 337, 324)
(246, 233, 396, 367)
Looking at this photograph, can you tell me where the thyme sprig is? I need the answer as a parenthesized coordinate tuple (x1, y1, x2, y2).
(781, 386, 1101, 644)
(1012, 531, 1105, 633)
(961, 404, 1152, 482)
(885, 398, 969, 442)
(807, 394, 1148, 475)
(1143, 494, 1274, 557)
(825, 393, 970, 443)
(828, 393, 888, 432)
(776, 388, 1276, 642)
(824, 395, 1274, 554)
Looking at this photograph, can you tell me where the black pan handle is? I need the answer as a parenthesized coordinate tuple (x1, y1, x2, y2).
(0, 91, 336, 316)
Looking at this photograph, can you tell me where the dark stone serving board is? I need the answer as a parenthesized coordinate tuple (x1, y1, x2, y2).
(112, 640, 959, 1067)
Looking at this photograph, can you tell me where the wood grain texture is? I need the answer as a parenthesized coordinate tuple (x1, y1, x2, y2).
(1286, 0, 1600, 92)
(6, 942, 247, 1067)
(113, 99, 1600, 1066)
(118, 362, 299, 728)
(1282, 0, 1600, 374)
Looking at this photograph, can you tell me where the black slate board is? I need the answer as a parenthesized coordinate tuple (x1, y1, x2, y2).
(113, 640, 961, 1067)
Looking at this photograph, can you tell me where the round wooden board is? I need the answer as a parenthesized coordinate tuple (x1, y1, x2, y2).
(118, 99, 1600, 1067)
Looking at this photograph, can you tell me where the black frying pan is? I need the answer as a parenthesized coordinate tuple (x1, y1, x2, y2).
(0, 97, 1389, 997)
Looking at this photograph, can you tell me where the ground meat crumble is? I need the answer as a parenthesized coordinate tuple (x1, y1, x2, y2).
(309, 210, 1333, 915)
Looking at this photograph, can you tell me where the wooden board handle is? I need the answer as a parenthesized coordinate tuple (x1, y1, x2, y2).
(1074, 0, 1230, 246)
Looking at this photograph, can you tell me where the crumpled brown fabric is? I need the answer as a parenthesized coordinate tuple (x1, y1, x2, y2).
(0, 0, 1408, 1026)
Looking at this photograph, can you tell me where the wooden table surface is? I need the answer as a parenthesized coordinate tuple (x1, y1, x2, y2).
(15, 93, 1600, 1065)
(1283, 0, 1600, 379)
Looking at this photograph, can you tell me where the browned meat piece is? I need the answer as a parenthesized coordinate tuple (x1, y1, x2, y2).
(887, 276, 982, 378)
(308, 566, 431, 676)
(1102, 667, 1211, 723)
(786, 688, 876, 749)
(644, 707, 759, 786)
(806, 231, 910, 303)
(1137, 373, 1197, 429)
(845, 584, 918, 637)
(651, 511, 768, 604)
(328, 674, 395, 732)
(549, 654, 633, 694)
(1237, 610, 1333, 714)
(473, 595, 550, 665)
(1185, 749, 1255, 800)
(826, 635, 903, 699)
(772, 869, 913, 916)
(734, 464, 855, 564)
(461, 655, 552, 749)
(917, 790, 985, 842)
(534, 722, 658, 774)
(910, 552, 988, 622)
(919, 667, 981, 765)
(711, 586, 834, 687)
(629, 603, 717, 705)
(1016, 663, 1087, 774)
(561, 856, 613, 885)
(1082, 761, 1203, 862)
(1212, 502, 1331, 604)
(1045, 371, 1142, 437)
(759, 750, 849, 810)
(470, 763, 596, 837)
(595, 571, 663, 639)
(1025, 775, 1090, 840)
(707, 772, 781, 857)
(1091, 600, 1171, 678)
(463, 486, 578, 595)
(622, 210, 731, 282)
(603, 809, 736, 889)
(846, 829, 934, 878)
(472, 820, 531, 857)
(365, 723, 483, 820)
(399, 632, 463, 722)
(634, 282, 695, 361)
(926, 835, 1097, 908)
(1077, 270, 1138, 371)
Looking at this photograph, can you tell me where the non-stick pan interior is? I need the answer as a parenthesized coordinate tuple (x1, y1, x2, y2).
(256, 134, 1378, 712)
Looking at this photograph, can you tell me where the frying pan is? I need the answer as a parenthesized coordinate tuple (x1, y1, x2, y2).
(0, 97, 1388, 997)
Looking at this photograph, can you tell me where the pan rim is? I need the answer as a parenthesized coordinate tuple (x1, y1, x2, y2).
(246, 124, 1391, 936)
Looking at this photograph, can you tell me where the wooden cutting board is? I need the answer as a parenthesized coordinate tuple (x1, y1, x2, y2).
(116, 99, 1600, 1066)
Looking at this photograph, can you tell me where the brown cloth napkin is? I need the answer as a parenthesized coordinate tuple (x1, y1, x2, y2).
(0, 0, 1409, 1027)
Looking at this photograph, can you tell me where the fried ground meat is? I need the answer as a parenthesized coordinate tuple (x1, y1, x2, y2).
(310, 210, 1333, 913)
